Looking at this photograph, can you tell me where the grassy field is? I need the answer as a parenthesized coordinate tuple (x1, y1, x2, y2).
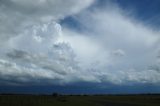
(0, 94, 160, 106)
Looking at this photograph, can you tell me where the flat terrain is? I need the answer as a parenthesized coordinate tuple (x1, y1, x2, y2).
(0, 94, 160, 106)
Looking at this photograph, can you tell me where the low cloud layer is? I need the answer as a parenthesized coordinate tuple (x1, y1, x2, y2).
(0, 0, 160, 86)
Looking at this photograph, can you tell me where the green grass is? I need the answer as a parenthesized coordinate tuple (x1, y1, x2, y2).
(0, 94, 160, 106)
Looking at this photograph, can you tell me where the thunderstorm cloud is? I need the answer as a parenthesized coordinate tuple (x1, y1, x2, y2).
(0, 0, 160, 86)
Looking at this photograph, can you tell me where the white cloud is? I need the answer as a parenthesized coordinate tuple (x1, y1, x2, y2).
(112, 49, 126, 57)
(0, 0, 94, 44)
(0, 20, 103, 85)
(61, 4, 160, 85)
(0, 0, 160, 85)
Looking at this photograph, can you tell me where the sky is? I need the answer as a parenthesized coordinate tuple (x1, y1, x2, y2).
(0, 0, 160, 94)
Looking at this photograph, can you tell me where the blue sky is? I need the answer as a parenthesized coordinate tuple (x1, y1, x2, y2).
(115, 0, 160, 28)
(0, 0, 160, 94)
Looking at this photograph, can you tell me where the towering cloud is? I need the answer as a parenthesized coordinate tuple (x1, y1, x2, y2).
(0, 0, 94, 44)
(0, 0, 160, 86)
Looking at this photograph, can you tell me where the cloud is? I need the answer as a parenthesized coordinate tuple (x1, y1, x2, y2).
(0, 0, 94, 44)
(60, 3, 160, 85)
(112, 49, 126, 57)
(0, 20, 102, 85)
(0, 0, 160, 86)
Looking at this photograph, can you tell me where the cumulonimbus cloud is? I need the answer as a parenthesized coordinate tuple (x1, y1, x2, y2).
(0, 0, 160, 86)
(0, 0, 94, 44)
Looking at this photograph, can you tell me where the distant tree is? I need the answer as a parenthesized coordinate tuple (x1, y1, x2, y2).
(52, 92, 59, 97)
